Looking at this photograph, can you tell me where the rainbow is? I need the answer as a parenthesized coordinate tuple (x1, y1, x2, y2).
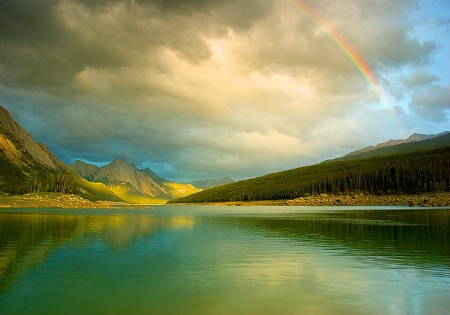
(290, 0, 383, 97)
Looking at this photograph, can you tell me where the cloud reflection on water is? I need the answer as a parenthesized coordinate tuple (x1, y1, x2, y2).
(0, 207, 449, 314)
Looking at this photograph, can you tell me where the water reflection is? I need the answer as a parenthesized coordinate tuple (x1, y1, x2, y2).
(210, 209, 450, 269)
(0, 211, 196, 295)
(0, 207, 449, 314)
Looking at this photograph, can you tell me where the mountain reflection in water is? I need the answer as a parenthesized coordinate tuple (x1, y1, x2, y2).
(0, 211, 195, 295)
(0, 207, 449, 314)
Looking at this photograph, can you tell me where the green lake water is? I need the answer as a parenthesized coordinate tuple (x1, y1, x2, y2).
(0, 206, 449, 314)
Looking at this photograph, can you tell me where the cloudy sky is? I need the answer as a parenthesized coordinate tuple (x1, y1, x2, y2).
(1, 0, 449, 181)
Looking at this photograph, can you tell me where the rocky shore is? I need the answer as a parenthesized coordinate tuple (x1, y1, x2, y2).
(1, 192, 449, 208)
(0, 193, 109, 208)
(285, 192, 450, 207)
(206, 192, 450, 207)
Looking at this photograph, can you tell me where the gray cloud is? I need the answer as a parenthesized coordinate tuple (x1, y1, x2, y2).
(401, 71, 438, 89)
(409, 85, 450, 122)
(370, 27, 436, 68)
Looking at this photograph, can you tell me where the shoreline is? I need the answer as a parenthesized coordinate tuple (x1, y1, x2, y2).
(0, 193, 156, 209)
(192, 192, 450, 207)
(0, 193, 110, 208)
(0, 192, 449, 208)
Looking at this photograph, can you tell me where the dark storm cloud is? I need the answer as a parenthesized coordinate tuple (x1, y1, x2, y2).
(0, 0, 134, 89)
(0, 0, 273, 91)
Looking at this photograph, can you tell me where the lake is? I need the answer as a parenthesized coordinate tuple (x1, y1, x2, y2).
(0, 206, 449, 314)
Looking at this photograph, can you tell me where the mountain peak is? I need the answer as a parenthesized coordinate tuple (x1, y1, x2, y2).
(100, 158, 138, 177)
(406, 133, 433, 142)
(111, 157, 127, 163)
(141, 167, 166, 184)
(407, 131, 450, 142)
(69, 160, 99, 181)
(110, 157, 136, 168)
(72, 159, 90, 166)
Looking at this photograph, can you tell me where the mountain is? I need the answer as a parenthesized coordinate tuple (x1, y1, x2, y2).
(0, 106, 68, 172)
(189, 176, 235, 189)
(70, 158, 201, 204)
(70, 160, 99, 181)
(1, 105, 67, 194)
(95, 158, 169, 201)
(0, 105, 122, 201)
(1, 105, 195, 204)
(341, 132, 449, 159)
(169, 133, 450, 204)
(141, 167, 166, 185)
(330, 132, 450, 162)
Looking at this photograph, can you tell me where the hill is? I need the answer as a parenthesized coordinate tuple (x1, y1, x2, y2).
(333, 132, 450, 161)
(342, 132, 448, 158)
(70, 159, 201, 204)
(0, 105, 121, 202)
(169, 138, 450, 204)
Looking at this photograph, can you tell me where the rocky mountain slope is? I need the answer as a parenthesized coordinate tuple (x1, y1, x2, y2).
(70, 160, 99, 181)
(141, 167, 166, 185)
(0, 106, 67, 172)
(0, 105, 200, 204)
(0, 105, 121, 201)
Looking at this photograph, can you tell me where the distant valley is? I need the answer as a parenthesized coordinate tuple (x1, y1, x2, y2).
(1, 105, 449, 206)
(69, 158, 202, 204)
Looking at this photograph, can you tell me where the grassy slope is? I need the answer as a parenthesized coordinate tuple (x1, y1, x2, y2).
(108, 184, 168, 204)
(163, 182, 202, 199)
(76, 179, 123, 202)
(102, 181, 201, 204)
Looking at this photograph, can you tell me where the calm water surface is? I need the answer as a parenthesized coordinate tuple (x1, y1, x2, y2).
(0, 206, 449, 314)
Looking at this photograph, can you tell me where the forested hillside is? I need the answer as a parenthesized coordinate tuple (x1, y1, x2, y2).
(169, 146, 450, 203)
(331, 133, 450, 161)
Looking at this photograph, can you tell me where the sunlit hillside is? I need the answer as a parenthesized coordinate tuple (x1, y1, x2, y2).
(108, 183, 168, 204)
(107, 181, 201, 204)
(70, 159, 202, 204)
(76, 179, 123, 202)
(163, 182, 202, 199)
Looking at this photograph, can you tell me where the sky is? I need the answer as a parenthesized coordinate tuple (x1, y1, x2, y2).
(1, 0, 449, 182)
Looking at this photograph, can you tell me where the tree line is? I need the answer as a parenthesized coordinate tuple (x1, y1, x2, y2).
(22, 171, 77, 194)
(170, 146, 450, 203)
(0, 166, 77, 195)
